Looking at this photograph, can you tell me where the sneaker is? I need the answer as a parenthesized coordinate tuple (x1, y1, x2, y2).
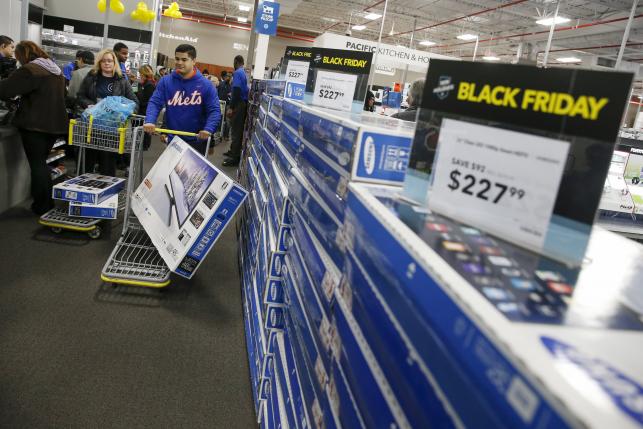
(223, 150, 233, 157)
(222, 158, 240, 167)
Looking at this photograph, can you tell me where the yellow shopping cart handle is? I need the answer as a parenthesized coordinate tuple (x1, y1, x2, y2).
(153, 128, 198, 137)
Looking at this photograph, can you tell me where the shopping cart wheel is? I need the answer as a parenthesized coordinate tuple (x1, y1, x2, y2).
(87, 227, 102, 239)
(51, 227, 62, 234)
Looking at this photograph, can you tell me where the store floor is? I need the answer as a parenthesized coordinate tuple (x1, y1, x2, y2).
(0, 138, 255, 428)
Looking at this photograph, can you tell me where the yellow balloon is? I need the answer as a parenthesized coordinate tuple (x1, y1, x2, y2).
(97, 0, 106, 13)
(111, 0, 125, 14)
(146, 10, 155, 20)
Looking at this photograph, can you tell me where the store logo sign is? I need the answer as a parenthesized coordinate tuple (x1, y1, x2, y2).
(159, 32, 198, 43)
(541, 336, 643, 426)
(363, 136, 376, 175)
(433, 75, 455, 100)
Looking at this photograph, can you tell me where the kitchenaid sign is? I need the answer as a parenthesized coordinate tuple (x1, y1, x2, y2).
(159, 32, 199, 43)
(314, 33, 457, 72)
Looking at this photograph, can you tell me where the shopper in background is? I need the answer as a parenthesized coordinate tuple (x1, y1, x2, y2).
(223, 55, 248, 166)
(136, 64, 156, 150)
(209, 75, 219, 88)
(218, 70, 232, 140)
(202, 69, 210, 77)
(113, 42, 131, 81)
(392, 79, 424, 122)
(0, 41, 67, 215)
(67, 50, 95, 100)
(143, 44, 220, 155)
(62, 50, 82, 84)
(0, 35, 17, 79)
(76, 49, 138, 175)
(364, 91, 375, 112)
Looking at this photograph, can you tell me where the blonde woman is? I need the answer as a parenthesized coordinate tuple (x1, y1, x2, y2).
(76, 48, 138, 175)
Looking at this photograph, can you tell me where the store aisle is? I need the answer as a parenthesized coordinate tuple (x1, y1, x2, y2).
(0, 139, 255, 428)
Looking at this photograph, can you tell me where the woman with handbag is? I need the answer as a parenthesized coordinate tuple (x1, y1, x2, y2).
(0, 41, 67, 215)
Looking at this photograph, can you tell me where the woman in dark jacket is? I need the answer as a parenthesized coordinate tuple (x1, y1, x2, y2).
(136, 64, 156, 150)
(76, 48, 138, 175)
(0, 41, 67, 215)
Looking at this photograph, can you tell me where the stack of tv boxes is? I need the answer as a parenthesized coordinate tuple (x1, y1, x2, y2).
(239, 80, 643, 429)
(238, 79, 429, 428)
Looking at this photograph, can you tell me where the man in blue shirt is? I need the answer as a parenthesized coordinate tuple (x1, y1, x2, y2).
(143, 44, 221, 155)
(223, 55, 248, 167)
(113, 42, 130, 81)
(62, 50, 83, 83)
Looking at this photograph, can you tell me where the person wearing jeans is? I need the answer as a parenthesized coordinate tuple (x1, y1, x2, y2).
(223, 55, 248, 167)
(0, 41, 67, 215)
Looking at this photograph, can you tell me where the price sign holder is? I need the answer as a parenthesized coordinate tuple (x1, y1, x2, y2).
(403, 59, 633, 266)
(282, 46, 312, 101)
(304, 48, 373, 113)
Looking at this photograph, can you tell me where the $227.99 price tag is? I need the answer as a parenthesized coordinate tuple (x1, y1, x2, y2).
(428, 118, 569, 252)
(312, 70, 357, 112)
(447, 169, 525, 204)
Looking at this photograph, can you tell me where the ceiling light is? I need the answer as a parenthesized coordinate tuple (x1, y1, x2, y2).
(419, 40, 436, 46)
(536, 16, 570, 26)
(352, 25, 366, 30)
(556, 56, 581, 63)
(457, 33, 478, 41)
(238, 4, 250, 11)
(364, 13, 382, 20)
(482, 56, 501, 61)
(237, 17, 247, 22)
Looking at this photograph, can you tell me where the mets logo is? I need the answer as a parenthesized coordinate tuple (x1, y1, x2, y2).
(433, 75, 455, 100)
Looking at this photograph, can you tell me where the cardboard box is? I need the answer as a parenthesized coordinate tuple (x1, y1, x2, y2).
(345, 182, 643, 429)
(282, 98, 303, 132)
(288, 167, 344, 269)
(258, 106, 268, 127)
(53, 173, 124, 204)
(291, 207, 341, 313)
(269, 95, 283, 119)
(131, 137, 248, 279)
(331, 291, 410, 429)
(266, 112, 282, 139)
(68, 193, 119, 219)
(298, 104, 414, 184)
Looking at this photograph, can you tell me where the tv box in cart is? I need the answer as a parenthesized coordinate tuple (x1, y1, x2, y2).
(68, 193, 119, 219)
(53, 173, 125, 204)
(132, 137, 248, 279)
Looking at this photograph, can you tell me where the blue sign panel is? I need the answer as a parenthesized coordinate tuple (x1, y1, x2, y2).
(254, 0, 280, 36)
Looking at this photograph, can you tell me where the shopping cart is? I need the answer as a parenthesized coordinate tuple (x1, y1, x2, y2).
(38, 115, 143, 238)
(101, 128, 212, 288)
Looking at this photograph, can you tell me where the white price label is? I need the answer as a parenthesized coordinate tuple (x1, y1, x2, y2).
(312, 70, 357, 112)
(428, 118, 569, 252)
(285, 60, 309, 84)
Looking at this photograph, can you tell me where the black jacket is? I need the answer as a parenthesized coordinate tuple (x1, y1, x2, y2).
(136, 80, 156, 116)
(76, 71, 138, 112)
(0, 62, 67, 134)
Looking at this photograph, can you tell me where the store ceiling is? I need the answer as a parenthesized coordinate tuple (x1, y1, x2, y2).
(174, 0, 643, 66)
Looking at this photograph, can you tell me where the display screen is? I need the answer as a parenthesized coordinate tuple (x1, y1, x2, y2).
(169, 149, 218, 228)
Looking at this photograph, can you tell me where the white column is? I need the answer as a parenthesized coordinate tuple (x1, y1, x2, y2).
(253, 34, 269, 79)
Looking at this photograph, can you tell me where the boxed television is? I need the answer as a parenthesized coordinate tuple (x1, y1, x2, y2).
(68, 193, 119, 219)
(132, 137, 248, 279)
(53, 173, 125, 204)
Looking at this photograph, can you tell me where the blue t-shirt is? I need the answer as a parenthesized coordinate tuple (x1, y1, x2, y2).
(63, 61, 75, 81)
(120, 62, 129, 81)
(232, 67, 248, 101)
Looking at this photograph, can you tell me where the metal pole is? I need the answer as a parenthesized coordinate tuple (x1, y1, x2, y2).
(367, 0, 389, 89)
(20, 0, 29, 41)
(246, 0, 260, 72)
(149, 0, 162, 68)
(102, 0, 111, 49)
(615, 0, 638, 69)
(515, 42, 523, 63)
(400, 17, 416, 86)
(542, 0, 561, 67)
(472, 36, 479, 61)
